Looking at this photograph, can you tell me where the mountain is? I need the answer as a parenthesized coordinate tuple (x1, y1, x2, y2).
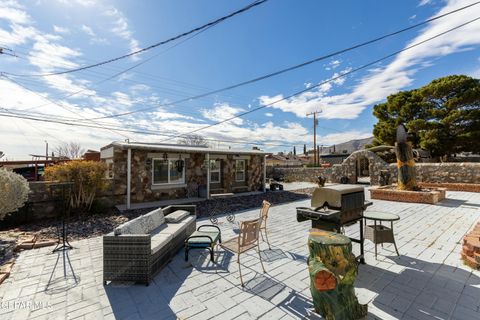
(321, 137, 374, 154)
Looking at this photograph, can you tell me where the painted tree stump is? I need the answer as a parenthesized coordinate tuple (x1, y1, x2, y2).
(395, 142, 418, 191)
(308, 229, 367, 320)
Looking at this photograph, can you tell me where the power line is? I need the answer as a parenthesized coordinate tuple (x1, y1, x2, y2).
(163, 16, 480, 140)
(3, 16, 478, 149)
(64, 0, 480, 121)
(4, 1, 476, 121)
(4, 0, 268, 77)
(0, 110, 307, 148)
(0, 75, 131, 139)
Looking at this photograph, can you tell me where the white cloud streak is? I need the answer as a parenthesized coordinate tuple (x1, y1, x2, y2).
(259, 0, 480, 120)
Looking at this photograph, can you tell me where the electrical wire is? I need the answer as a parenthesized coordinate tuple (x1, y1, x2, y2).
(1, 75, 131, 139)
(161, 16, 480, 140)
(0, 109, 307, 148)
(3, 1, 476, 120)
(3, 0, 268, 77)
(2, 13, 479, 148)
(69, 0, 480, 121)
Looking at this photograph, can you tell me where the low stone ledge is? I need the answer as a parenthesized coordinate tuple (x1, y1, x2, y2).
(419, 182, 480, 193)
(369, 186, 446, 204)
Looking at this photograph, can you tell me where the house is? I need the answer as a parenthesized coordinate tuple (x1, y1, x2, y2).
(266, 154, 303, 167)
(100, 141, 269, 209)
(83, 149, 101, 161)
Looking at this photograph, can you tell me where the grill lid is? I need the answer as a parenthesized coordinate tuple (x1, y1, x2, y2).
(311, 184, 365, 208)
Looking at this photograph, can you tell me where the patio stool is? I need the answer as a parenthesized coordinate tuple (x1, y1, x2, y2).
(185, 225, 221, 262)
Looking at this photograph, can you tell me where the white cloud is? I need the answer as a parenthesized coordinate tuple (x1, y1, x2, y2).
(264, 112, 273, 117)
(53, 25, 70, 34)
(81, 24, 95, 37)
(419, 0, 433, 6)
(104, 7, 141, 59)
(259, 0, 480, 120)
(201, 103, 245, 125)
(329, 60, 341, 69)
(0, 1, 30, 24)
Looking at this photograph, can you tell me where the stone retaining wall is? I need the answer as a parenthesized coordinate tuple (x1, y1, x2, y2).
(389, 163, 480, 184)
(270, 149, 480, 186)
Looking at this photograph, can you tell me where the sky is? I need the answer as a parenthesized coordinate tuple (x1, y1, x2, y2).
(0, 0, 480, 159)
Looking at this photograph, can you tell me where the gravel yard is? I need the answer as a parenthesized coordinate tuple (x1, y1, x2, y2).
(3, 188, 314, 241)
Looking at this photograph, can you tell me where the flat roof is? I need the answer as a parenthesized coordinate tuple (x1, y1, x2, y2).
(103, 141, 269, 155)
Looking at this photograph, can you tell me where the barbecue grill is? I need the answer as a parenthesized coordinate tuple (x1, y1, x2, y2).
(296, 184, 372, 263)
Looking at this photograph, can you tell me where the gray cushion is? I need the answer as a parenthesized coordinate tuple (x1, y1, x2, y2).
(165, 210, 190, 223)
(143, 208, 165, 233)
(114, 216, 146, 235)
(150, 233, 172, 255)
(150, 215, 194, 239)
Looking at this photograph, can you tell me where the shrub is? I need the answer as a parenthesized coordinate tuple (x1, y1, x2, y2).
(0, 169, 29, 220)
(44, 160, 107, 212)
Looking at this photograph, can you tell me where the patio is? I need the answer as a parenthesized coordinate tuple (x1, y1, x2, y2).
(1, 189, 480, 319)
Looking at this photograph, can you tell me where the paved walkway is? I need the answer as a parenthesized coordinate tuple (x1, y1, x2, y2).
(1, 189, 480, 319)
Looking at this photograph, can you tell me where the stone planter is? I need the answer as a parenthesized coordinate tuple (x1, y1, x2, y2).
(418, 182, 480, 193)
(369, 186, 446, 204)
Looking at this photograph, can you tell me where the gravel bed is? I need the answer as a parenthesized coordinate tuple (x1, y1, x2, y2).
(5, 188, 314, 241)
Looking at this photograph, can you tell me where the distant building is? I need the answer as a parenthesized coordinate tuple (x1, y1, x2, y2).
(320, 153, 350, 165)
(83, 149, 101, 161)
(266, 154, 303, 167)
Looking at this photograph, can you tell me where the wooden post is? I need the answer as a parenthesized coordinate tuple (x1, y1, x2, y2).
(395, 142, 418, 190)
(308, 229, 367, 320)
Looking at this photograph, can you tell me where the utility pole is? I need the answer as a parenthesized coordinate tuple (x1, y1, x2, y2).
(45, 140, 48, 161)
(306, 110, 322, 166)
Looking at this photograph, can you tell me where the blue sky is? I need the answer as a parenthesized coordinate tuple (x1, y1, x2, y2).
(0, 0, 479, 159)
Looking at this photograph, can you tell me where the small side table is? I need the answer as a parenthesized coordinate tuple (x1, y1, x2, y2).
(363, 211, 400, 259)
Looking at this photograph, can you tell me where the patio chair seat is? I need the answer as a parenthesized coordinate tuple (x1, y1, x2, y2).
(221, 236, 256, 254)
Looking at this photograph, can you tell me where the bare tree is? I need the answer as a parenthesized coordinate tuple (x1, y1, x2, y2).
(177, 134, 208, 147)
(54, 142, 85, 159)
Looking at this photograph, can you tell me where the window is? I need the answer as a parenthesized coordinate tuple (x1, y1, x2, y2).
(235, 160, 245, 182)
(210, 160, 221, 183)
(105, 159, 114, 179)
(152, 159, 185, 185)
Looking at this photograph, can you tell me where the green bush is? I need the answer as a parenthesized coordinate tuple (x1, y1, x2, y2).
(44, 160, 107, 212)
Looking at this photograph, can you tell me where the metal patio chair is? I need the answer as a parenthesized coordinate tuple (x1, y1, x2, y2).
(220, 217, 266, 286)
(259, 200, 272, 249)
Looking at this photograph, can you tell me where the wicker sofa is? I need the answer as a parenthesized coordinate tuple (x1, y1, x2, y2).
(103, 205, 196, 285)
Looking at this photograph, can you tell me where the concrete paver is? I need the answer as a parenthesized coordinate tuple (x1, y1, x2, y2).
(0, 189, 479, 319)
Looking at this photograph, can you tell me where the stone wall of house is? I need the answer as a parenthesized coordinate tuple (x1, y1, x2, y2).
(107, 147, 265, 204)
(247, 154, 265, 192)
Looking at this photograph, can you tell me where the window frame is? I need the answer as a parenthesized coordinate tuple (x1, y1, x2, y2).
(152, 158, 185, 185)
(209, 159, 221, 183)
(235, 159, 246, 182)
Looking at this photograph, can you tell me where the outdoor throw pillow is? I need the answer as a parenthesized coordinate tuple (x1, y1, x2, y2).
(144, 208, 165, 232)
(114, 216, 147, 235)
(165, 210, 190, 223)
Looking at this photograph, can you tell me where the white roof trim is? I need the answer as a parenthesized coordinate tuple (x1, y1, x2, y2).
(104, 141, 269, 155)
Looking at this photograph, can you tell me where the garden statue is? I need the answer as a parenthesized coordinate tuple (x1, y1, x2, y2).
(308, 229, 367, 320)
(316, 176, 326, 187)
(395, 125, 418, 191)
(379, 170, 391, 186)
